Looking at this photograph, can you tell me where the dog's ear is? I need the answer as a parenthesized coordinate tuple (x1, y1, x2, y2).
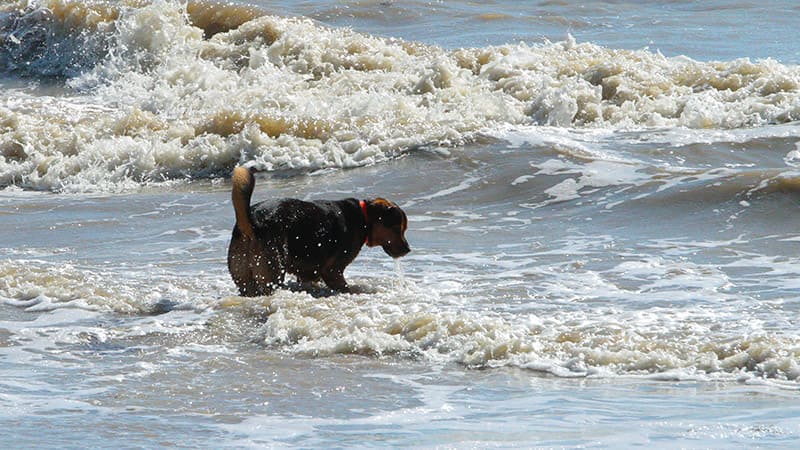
(371, 198, 394, 209)
(367, 198, 406, 230)
(368, 198, 395, 221)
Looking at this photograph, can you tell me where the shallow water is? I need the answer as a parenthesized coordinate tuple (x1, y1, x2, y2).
(1, 0, 800, 447)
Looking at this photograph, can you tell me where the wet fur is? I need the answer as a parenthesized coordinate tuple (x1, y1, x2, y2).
(227, 167, 410, 296)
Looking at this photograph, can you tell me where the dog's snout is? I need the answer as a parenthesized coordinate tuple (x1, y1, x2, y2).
(382, 238, 410, 258)
(393, 239, 411, 258)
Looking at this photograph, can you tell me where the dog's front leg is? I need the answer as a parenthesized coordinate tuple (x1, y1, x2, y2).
(322, 269, 349, 292)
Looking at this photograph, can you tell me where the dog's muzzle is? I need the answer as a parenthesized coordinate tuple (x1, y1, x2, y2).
(383, 239, 410, 258)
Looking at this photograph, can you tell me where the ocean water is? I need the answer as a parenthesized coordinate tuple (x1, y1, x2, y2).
(1, 0, 800, 447)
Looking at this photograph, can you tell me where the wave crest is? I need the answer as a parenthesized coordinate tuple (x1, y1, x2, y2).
(1, 1, 800, 191)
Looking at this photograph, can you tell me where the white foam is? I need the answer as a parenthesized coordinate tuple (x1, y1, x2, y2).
(0, 258, 219, 314)
(207, 273, 800, 382)
(1, 1, 800, 191)
(2, 251, 799, 383)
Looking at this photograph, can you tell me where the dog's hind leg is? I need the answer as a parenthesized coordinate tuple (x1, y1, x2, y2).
(228, 233, 283, 296)
(228, 236, 256, 296)
(250, 249, 284, 295)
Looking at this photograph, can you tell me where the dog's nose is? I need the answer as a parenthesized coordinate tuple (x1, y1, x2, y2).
(399, 241, 410, 256)
(385, 244, 410, 258)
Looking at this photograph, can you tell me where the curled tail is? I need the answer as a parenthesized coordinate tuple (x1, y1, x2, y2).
(232, 166, 255, 239)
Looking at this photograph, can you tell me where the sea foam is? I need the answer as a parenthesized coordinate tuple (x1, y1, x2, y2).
(1, 0, 800, 191)
(214, 276, 800, 384)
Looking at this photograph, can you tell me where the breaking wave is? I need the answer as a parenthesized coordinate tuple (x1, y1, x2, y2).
(1, 0, 800, 191)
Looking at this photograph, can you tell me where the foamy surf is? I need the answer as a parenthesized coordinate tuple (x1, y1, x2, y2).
(208, 277, 800, 385)
(5, 252, 796, 383)
(1, 0, 800, 192)
(0, 258, 221, 314)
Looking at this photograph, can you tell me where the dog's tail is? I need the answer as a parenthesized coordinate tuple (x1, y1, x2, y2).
(232, 166, 255, 239)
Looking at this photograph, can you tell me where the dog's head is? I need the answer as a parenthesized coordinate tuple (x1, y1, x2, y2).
(365, 198, 410, 258)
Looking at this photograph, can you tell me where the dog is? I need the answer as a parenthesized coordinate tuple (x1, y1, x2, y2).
(227, 166, 410, 296)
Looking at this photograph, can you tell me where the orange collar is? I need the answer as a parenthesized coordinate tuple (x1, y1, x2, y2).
(359, 200, 370, 245)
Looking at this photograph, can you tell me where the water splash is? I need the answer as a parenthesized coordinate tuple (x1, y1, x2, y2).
(394, 258, 406, 283)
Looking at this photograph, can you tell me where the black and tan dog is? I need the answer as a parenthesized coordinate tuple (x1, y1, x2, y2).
(227, 166, 410, 296)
